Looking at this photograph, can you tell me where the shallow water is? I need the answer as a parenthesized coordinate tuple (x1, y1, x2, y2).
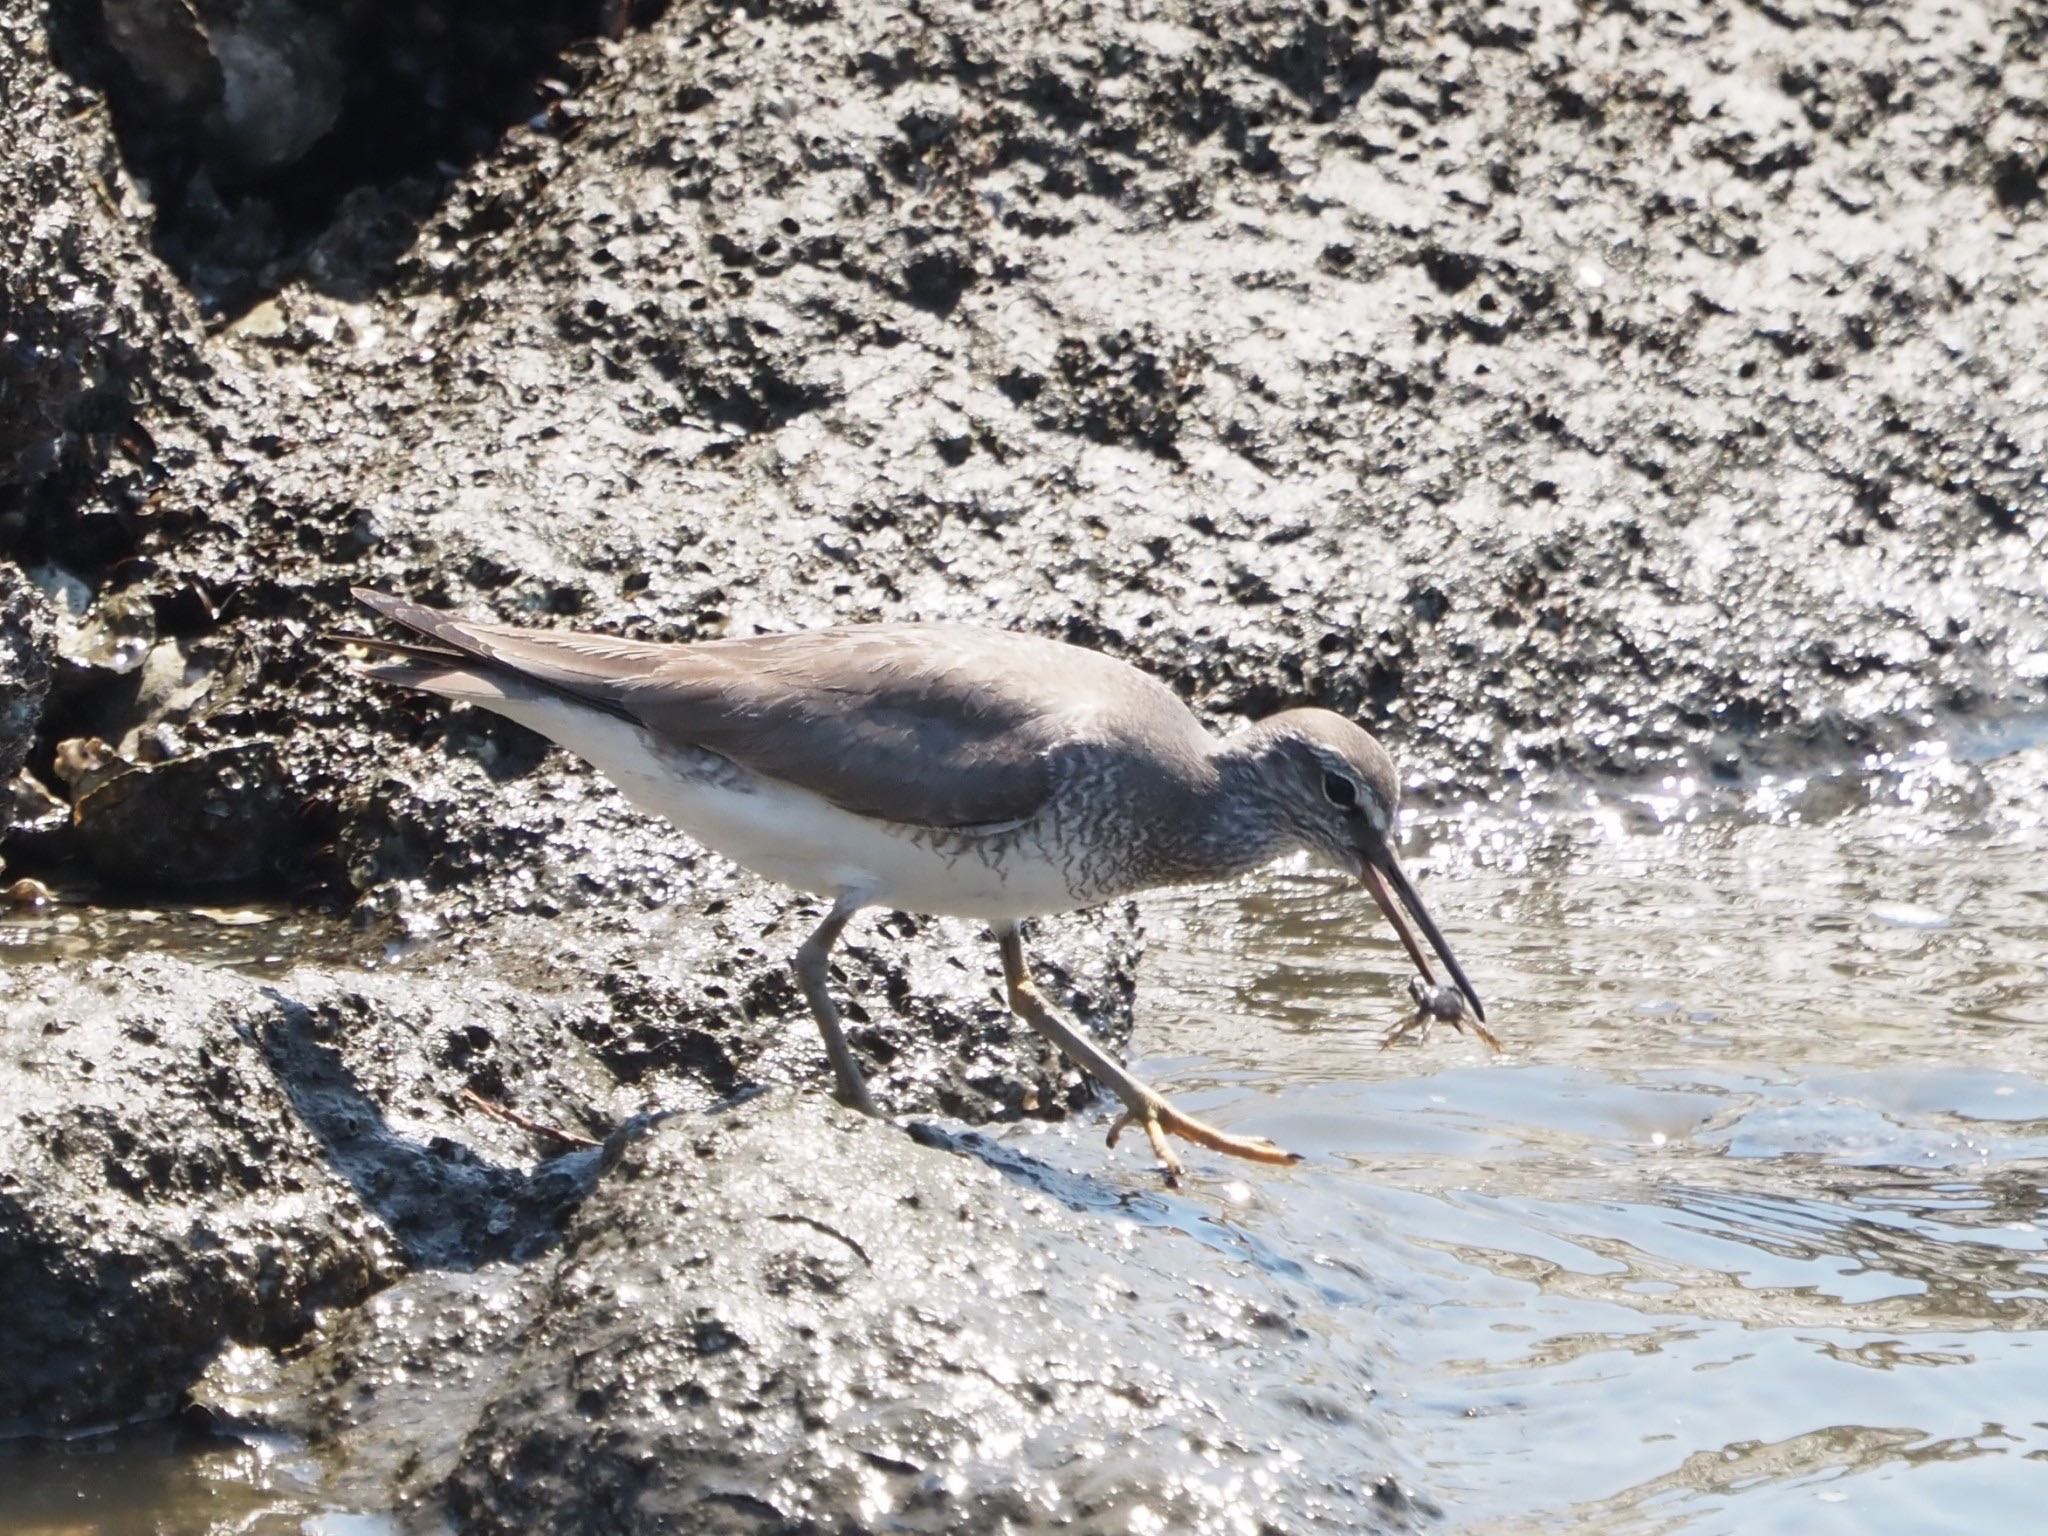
(8, 753, 2046, 1533)
(1104, 786, 2048, 1534)
(0, 1419, 397, 1536)
(0, 897, 361, 976)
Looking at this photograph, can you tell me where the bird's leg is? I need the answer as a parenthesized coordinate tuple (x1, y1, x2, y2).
(995, 925, 1299, 1176)
(794, 896, 882, 1117)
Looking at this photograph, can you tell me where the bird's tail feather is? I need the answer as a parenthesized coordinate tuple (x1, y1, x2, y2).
(338, 588, 640, 723)
(322, 621, 511, 700)
(360, 659, 517, 703)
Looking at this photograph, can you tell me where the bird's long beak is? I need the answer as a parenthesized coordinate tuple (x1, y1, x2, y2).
(1358, 838, 1486, 1024)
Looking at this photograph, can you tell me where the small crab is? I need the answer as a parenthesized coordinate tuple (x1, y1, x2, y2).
(1382, 974, 1503, 1052)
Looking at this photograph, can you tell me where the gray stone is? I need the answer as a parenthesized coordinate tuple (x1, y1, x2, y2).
(0, 945, 652, 1431)
(220, 1097, 1414, 1535)
(71, 741, 307, 893)
(0, 955, 398, 1430)
(98, 0, 354, 171)
(0, 567, 51, 820)
(0, 903, 1137, 1435)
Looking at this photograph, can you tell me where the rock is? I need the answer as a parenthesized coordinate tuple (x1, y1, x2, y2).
(213, 1096, 1415, 1535)
(2, 875, 52, 909)
(144, 0, 2043, 853)
(31, 564, 157, 690)
(198, 1262, 556, 1519)
(0, 5, 190, 556)
(6, 0, 2043, 906)
(0, 955, 395, 1429)
(0, 950, 625, 1431)
(96, 0, 221, 124)
(0, 900, 1139, 1435)
(98, 0, 353, 173)
(71, 741, 309, 893)
(0, 567, 52, 821)
(51, 734, 133, 798)
(3, 766, 71, 872)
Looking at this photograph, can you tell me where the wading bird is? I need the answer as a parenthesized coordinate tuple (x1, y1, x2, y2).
(343, 591, 1490, 1175)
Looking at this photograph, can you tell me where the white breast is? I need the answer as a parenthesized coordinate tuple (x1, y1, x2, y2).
(475, 692, 1082, 921)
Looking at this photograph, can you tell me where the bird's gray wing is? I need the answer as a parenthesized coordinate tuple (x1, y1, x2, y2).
(353, 592, 1067, 829)
(628, 627, 1080, 830)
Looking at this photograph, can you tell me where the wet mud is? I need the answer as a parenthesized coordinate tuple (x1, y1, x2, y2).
(2, 0, 2044, 1527)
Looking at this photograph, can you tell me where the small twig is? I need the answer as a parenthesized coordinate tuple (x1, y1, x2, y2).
(87, 172, 122, 222)
(458, 1085, 602, 1148)
(768, 1212, 873, 1267)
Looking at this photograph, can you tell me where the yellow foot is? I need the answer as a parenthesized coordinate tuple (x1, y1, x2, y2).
(1106, 1095, 1301, 1180)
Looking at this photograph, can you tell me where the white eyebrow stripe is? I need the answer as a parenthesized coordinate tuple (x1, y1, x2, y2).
(1317, 751, 1391, 833)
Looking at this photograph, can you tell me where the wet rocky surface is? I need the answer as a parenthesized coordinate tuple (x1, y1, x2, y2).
(1, 901, 1133, 1435)
(2, 0, 2045, 1526)
(0, 568, 50, 832)
(1, 953, 401, 1432)
(3, 0, 2041, 912)
(200, 1094, 1417, 1535)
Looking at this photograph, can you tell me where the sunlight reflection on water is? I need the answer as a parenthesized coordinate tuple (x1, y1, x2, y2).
(1124, 768, 2048, 1535)
(6, 740, 2043, 1534)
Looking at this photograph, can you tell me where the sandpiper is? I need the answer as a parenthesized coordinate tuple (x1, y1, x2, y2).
(343, 590, 1489, 1175)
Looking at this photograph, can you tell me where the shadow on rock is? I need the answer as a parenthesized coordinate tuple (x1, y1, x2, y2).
(202, 1094, 1425, 1535)
(45, 0, 672, 315)
(0, 952, 628, 1432)
(909, 1117, 1335, 1296)
(252, 986, 611, 1270)
(0, 956, 395, 1430)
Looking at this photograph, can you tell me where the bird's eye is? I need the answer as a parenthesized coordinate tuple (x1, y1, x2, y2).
(1322, 773, 1358, 809)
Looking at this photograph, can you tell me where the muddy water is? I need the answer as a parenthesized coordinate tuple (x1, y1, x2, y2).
(0, 1421, 397, 1536)
(7, 752, 2045, 1533)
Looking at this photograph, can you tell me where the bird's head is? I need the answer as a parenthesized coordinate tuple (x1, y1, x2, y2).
(1249, 709, 1486, 1024)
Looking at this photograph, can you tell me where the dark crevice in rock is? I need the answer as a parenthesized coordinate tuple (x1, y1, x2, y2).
(44, 0, 674, 316)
